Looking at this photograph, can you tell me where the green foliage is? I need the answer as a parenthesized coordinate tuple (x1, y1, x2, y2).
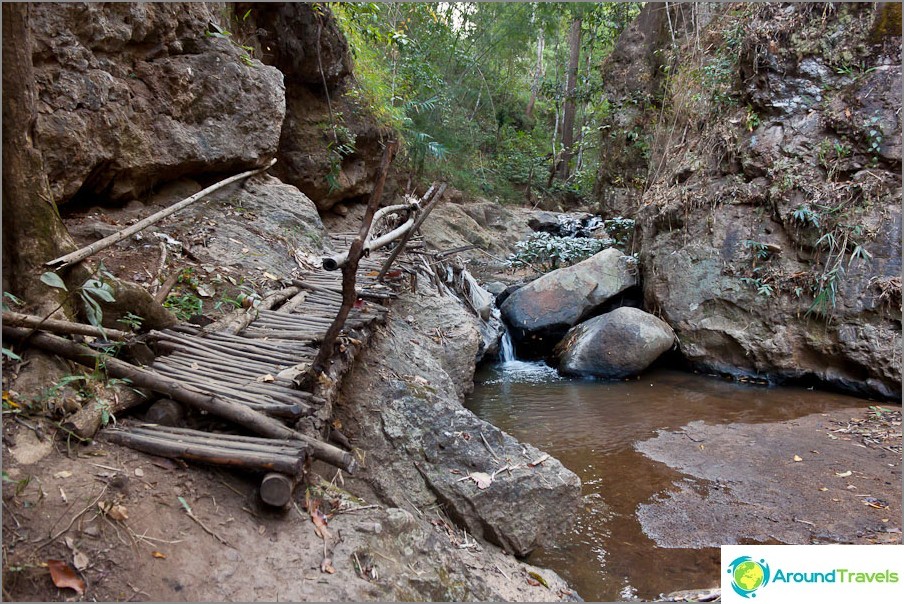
(41, 264, 117, 334)
(507, 232, 612, 272)
(332, 2, 639, 204)
(164, 292, 203, 321)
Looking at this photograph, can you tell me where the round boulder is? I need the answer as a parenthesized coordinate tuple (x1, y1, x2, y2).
(556, 307, 676, 378)
(500, 248, 636, 342)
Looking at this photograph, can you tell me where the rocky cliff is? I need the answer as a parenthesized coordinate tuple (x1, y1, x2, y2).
(597, 3, 901, 399)
(30, 2, 384, 213)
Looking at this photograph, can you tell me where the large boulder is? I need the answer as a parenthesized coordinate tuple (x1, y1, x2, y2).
(500, 248, 637, 345)
(336, 280, 582, 557)
(556, 307, 675, 378)
(30, 3, 286, 204)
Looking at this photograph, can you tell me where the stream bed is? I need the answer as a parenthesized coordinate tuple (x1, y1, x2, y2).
(465, 361, 882, 601)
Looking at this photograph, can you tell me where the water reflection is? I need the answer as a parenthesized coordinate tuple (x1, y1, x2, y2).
(466, 367, 874, 601)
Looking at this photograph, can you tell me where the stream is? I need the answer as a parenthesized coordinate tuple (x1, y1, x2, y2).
(465, 341, 879, 601)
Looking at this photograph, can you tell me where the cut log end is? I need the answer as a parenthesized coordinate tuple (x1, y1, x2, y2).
(260, 472, 296, 507)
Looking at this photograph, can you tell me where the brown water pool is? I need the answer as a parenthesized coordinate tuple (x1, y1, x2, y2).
(465, 362, 880, 601)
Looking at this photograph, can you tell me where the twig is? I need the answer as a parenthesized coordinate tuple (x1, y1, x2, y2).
(38, 485, 108, 549)
(479, 431, 500, 461)
(178, 497, 232, 548)
(45, 159, 277, 269)
(332, 504, 381, 516)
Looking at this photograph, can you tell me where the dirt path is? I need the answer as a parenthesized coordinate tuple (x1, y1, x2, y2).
(2, 422, 577, 601)
(636, 406, 902, 548)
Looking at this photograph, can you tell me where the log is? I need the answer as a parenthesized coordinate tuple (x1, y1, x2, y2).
(260, 472, 296, 507)
(104, 428, 305, 476)
(45, 159, 277, 269)
(3, 326, 357, 472)
(322, 198, 418, 271)
(128, 426, 308, 456)
(204, 285, 300, 335)
(153, 272, 182, 304)
(62, 386, 151, 440)
(2, 310, 130, 341)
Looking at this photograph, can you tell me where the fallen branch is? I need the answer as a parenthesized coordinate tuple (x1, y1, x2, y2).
(45, 159, 277, 270)
(2, 310, 130, 341)
(322, 197, 417, 271)
(307, 140, 399, 382)
(62, 385, 151, 440)
(2, 326, 357, 472)
(204, 285, 300, 335)
(104, 426, 307, 476)
(378, 182, 447, 281)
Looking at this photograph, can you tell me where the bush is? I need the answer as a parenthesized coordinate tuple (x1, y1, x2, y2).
(507, 232, 613, 272)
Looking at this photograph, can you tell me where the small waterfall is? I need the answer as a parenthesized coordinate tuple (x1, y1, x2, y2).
(499, 328, 516, 363)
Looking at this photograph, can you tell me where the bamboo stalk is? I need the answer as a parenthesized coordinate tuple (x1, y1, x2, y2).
(127, 426, 308, 457)
(104, 428, 305, 476)
(2, 327, 355, 471)
(149, 364, 308, 412)
(45, 159, 277, 269)
(2, 311, 130, 341)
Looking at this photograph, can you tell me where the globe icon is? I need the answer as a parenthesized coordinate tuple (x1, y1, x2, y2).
(734, 560, 765, 592)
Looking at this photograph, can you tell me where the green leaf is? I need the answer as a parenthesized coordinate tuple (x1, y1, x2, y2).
(2, 347, 22, 361)
(40, 272, 68, 291)
(83, 280, 116, 303)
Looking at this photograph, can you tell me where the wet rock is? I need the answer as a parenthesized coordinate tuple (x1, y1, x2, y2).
(500, 248, 636, 344)
(30, 3, 286, 204)
(556, 307, 676, 379)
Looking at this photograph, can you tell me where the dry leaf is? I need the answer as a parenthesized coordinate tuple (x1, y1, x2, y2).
(793, 455, 803, 462)
(99, 502, 129, 521)
(73, 550, 89, 571)
(835, 470, 852, 478)
(256, 374, 276, 383)
(469, 472, 493, 490)
(47, 559, 86, 595)
(321, 557, 336, 574)
(53, 471, 73, 479)
(152, 551, 167, 559)
(263, 271, 279, 281)
(527, 577, 541, 587)
(312, 508, 331, 540)
(819, 487, 828, 492)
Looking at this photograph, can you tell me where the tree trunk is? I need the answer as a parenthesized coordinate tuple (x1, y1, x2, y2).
(525, 33, 544, 119)
(1, 4, 80, 315)
(557, 16, 582, 180)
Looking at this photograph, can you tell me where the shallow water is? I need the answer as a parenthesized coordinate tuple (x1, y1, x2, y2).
(466, 363, 875, 601)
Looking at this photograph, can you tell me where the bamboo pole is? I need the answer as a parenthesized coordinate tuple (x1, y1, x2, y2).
(2, 326, 356, 472)
(104, 428, 305, 476)
(2, 311, 130, 341)
(45, 159, 277, 269)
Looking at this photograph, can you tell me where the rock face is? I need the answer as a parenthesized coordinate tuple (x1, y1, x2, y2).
(500, 248, 637, 344)
(238, 3, 388, 211)
(556, 307, 675, 378)
(336, 280, 582, 557)
(187, 174, 328, 278)
(30, 3, 286, 204)
(601, 3, 902, 399)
